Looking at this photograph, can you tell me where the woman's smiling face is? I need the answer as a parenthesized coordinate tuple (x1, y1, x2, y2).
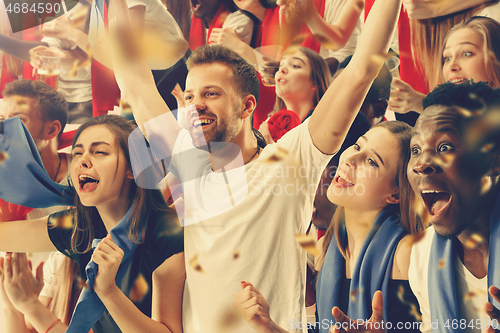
(70, 125, 133, 208)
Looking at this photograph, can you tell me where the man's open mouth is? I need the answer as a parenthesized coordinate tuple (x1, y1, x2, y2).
(421, 190, 451, 216)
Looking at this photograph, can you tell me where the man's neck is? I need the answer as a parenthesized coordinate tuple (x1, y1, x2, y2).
(39, 140, 67, 183)
(209, 127, 259, 172)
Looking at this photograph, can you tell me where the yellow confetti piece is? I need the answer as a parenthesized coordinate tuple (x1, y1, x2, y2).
(0, 151, 9, 165)
(217, 307, 242, 331)
(130, 273, 149, 303)
(312, 33, 337, 51)
(76, 275, 88, 290)
(397, 285, 423, 322)
(233, 250, 240, 260)
(370, 53, 390, 68)
(463, 233, 485, 250)
(350, 288, 362, 303)
(438, 259, 446, 270)
(295, 233, 320, 256)
(414, 196, 431, 229)
(48, 212, 74, 229)
(189, 254, 204, 273)
(261, 146, 290, 163)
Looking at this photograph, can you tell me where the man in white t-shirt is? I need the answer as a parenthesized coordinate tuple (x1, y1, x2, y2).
(109, 0, 398, 326)
(408, 81, 500, 333)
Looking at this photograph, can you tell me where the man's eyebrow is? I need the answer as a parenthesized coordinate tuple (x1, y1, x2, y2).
(411, 131, 419, 139)
(360, 136, 385, 166)
(436, 126, 460, 137)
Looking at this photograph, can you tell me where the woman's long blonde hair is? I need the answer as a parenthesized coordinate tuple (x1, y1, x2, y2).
(410, 1, 498, 91)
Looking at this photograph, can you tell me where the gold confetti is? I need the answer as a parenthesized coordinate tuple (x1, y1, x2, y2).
(217, 307, 242, 331)
(414, 196, 431, 229)
(119, 99, 133, 114)
(397, 285, 422, 321)
(262, 146, 290, 163)
(76, 275, 88, 289)
(407, 232, 426, 247)
(130, 273, 149, 303)
(312, 33, 337, 50)
(350, 288, 361, 303)
(480, 142, 496, 153)
(438, 259, 446, 269)
(481, 177, 492, 195)
(370, 53, 390, 68)
(463, 233, 485, 250)
(295, 233, 320, 256)
(233, 250, 240, 260)
(48, 212, 74, 229)
(13, 96, 30, 111)
(189, 254, 204, 273)
(0, 151, 9, 165)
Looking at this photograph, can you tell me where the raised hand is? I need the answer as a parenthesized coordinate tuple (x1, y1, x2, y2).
(388, 78, 425, 114)
(91, 234, 124, 298)
(234, 281, 274, 333)
(332, 290, 386, 333)
(2, 252, 44, 313)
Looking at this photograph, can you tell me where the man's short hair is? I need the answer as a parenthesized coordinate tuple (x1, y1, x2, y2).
(3, 80, 69, 134)
(423, 80, 500, 111)
(186, 44, 260, 104)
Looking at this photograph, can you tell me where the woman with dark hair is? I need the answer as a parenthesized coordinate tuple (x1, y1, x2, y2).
(258, 46, 331, 143)
(0, 115, 184, 333)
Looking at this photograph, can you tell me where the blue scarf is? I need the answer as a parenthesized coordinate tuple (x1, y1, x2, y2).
(316, 206, 406, 333)
(66, 205, 148, 333)
(429, 192, 500, 333)
(0, 117, 74, 208)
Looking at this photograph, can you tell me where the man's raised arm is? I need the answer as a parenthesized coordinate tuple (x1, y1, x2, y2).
(107, 0, 181, 145)
(309, 0, 402, 155)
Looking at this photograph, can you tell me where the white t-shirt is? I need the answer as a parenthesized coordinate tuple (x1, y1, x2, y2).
(89, 0, 186, 70)
(321, 0, 363, 63)
(409, 227, 490, 333)
(222, 10, 254, 46)
(168, 119, 332, 333)
(40, 251, 67, 298)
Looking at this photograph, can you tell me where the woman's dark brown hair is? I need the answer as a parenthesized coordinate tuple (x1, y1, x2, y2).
(69, 115, 170, 253)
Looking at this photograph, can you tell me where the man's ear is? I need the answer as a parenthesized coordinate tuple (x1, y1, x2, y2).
(45, 120, 62, 141)
(385, 190, 400, 205)
(241, 95, 257, 120)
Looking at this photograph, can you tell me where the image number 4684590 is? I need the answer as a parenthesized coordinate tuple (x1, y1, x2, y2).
(4, 0, 78, 33)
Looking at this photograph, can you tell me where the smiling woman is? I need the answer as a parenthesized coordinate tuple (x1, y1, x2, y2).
(0, 115, 185, 333)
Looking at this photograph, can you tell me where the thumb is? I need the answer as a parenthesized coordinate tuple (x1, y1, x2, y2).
(241, 280, 252, 289)
(35, 262, 44, 285)
(371, 290, 385, 322)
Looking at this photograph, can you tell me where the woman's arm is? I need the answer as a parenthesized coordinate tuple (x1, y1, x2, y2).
(308, 0, 402, 154)
(403, 0, 494, 19)
(304, 0, 364, 52)
(0, 217, 56, 253)
(0, 35, 47, 62)
(1, 253, 66, 333)
(93, 235, 185, 333)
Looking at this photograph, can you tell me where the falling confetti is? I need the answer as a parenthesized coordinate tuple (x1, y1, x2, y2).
(217, 307, 242, 331)
(350, 288, 361, 303)
(69, 46, 93, 78)
(0, 151, 9, 165)
(295, 233, 320, 256)
(407, 232, 426, 247)
(414, 196, 431, 229)
(189, 254, 204, 273)
(48, 212, 74, 229)
(76, 275, 88, 289)
(438, 259, 446, 270)
(130, 273, 149, 303)
(233, 250, 240, 260)
(262, 146, 290, 163)
(13, 96, 30, 111)
(370, 53, 390, 68)
(397, 285, 422, 321)
(312, 33, 337, 50)
(463, 233, 485, 250)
